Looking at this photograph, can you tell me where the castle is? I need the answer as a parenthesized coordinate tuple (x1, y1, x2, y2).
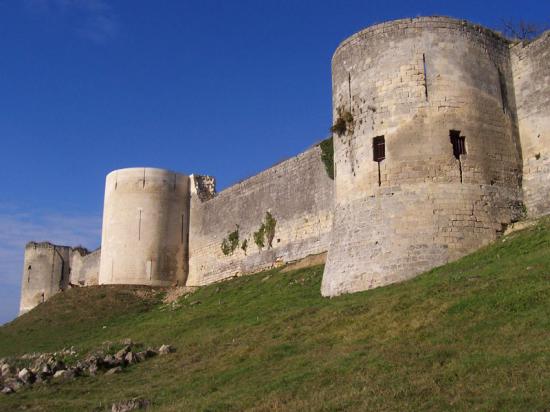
(19, 17, 550, 314)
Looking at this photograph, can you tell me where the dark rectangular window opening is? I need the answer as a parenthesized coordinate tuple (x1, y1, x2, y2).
(373, 136, 385, 186)
(373, 136, 385, 162)
(450, 130, 466, 160)
(423, 53, 429, 101)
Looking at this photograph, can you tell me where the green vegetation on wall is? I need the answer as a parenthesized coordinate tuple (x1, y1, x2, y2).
(253, 225, 265, 250)
(221, 225, 240, 256)
(319, 137, 334, 180)
(330, 107, 354, 137)
(253, 211, 277, 251)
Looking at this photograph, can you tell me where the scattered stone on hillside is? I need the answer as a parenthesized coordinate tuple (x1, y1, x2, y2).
(53, 369, 74, 380)
(121, 338, 133, 346)
(189, 300, 201, 306)
(105, 366, 123, 376)
(158, 344, 174, 355)
(104, 354, 117, 367)
(111, 397, 150, 412)
(115, 346, 131, 361)
(88, 363, 99, 376)
(17, 368, 35, 385)
(134, 352, 147, 363)
(125, 351, 136, 364)
(3, 378, 23, 391)
(48, 358, 66, 373)
(34, 372, 48, 384)
(1, 386, 14, 394)
(1, 363, 13, 377)
(0, 342, 172, 392)
(163, 286, 197, 304)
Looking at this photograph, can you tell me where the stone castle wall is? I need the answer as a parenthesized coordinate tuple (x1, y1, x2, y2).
(187, 146, 333, 286)
(18, 17, 550, 313)
(70, 248, 101, 286)
(321, 17, 524, 296)
(511, 32, 550, 217)
(20, 243, 100, 314)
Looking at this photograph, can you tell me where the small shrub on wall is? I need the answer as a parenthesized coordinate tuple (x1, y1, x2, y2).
(253, 212, 277, 251)
(221, 226, 240, 256)
(330, 107, 354, 137)
(253, 224, 265, 250)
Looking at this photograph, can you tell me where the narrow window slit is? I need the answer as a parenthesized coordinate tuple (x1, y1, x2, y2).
(450, 130, 466, 183)
(373, 136, 385, 186)
(423, 53, 428, 101)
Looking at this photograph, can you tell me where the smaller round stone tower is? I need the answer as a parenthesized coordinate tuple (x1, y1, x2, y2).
(98, 168, 190, 286)
(19, 242, 71, 314)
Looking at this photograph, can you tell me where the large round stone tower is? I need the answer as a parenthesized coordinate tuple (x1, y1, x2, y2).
(321, 17, 524, 296)
(98, 168, 190, 286)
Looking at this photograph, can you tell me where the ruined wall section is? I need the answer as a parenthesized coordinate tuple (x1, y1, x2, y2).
(19, 242, 71, 314)
(20, 243, 101, 314)
(511, 31, 550, 217)
(188, 146, 333, 286)
(70, 248, 101, 286)
(322, 17, 523, 296)
(99, 168, 190, 287)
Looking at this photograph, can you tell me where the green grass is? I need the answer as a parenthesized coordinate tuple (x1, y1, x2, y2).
(2, 218, 550, 411)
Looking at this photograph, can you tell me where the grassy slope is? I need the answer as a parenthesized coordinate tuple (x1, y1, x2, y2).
(1, 218, 550, 411)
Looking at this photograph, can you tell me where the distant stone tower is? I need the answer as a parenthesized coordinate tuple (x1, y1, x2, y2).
(322, 17, 525, 296)
(19, 242, 71, 314)
(98, 168, 190, 286)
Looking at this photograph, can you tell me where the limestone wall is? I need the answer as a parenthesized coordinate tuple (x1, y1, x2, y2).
(511, 31, 550, 217)
(19, 242, 71, 314)
(187, 146, 334, 286)
(322, 17, 524, 296)
(98, 168, 190, 287)
(70, 248, 101, 286)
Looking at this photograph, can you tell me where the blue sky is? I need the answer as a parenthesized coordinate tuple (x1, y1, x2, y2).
(0, 0, 548, 324)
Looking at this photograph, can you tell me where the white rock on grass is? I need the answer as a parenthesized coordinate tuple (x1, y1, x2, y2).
(158, 345, 174, 355)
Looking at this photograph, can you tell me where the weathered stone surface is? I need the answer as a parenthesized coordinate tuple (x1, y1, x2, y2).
(115, 346, 131, 360)
(111, 398, 150, 412)
(1, 363, 13, 377)
(105, 366, 123, 376)
(3, 378, 23, 391)
(188, 146, 334, 286)
(510, 32, 550, 217)
(53, 369, 74, 380)
(322, 17, 528, 296)
(17, 368, 34, 384)
(158, 345, 174, 355)
(99, 168, 190, 287)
